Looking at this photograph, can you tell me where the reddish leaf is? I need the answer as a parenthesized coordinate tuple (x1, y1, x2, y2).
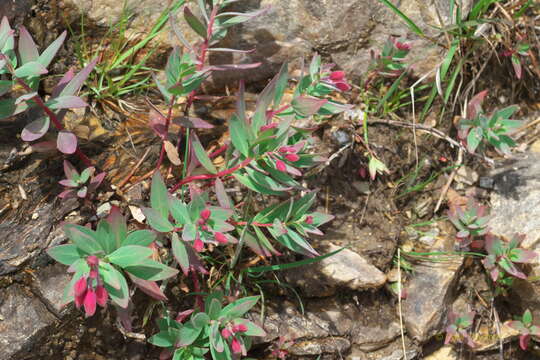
(205, 62, 261, 71)
(21, 116, 50, 141)
(57, 131, 77, 154)
(129, 274, 168, 301)
(63, 160, 79, 180)
(52, 68, 75, 97)
(172, 116, 214, 129)
(466, 90, 488, 119)
(292, 96, 328, 117)
(18, 26, 39, 64)
(520, 334, 530, 350)
(149, 108, 167, 139)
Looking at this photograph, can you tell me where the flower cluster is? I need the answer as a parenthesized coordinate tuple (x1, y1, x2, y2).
(221, 323, 248, 355)
(322, 70, 351, 92)
(73, 256, 108, 317)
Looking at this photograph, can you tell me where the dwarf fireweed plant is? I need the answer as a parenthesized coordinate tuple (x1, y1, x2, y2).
(458, 90, 522, 155)
(482, 233, 537, 290)
(444, 311, 476, 348)
(0, 17, 96, 165)
(149, 291, 265, 360)
(501, 41, 531, 80)
(506, 309, 540, 350)
(47, 206, 177, 316)
(59, 160, 106, 199)
(447, 199, 489, 248)
(27, 0, 353, 358)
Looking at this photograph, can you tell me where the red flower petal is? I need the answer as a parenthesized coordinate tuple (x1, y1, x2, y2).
(74, 277, 87, 297)
(221, 328, 232, 339)
(83, 288, 97, 317)
(215, 232, 228, 244)
(276, 160, 287, 172)
(329, 71, 345, 81)
(86, 255, 99, 266)
(95, 285, 108, 307)
(232, 323, 248, 333)
(200, 208, 211, 221)
(194, 238, 204, 252)
(231, 337, 242, 354)
(285, 153, 300, 162)
(335, 81, 351, 92)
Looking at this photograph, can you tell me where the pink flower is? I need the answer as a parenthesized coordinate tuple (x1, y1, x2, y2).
(221, 328, 232, 339)
(232, 323, 248, 333)
(86, 255, 99, 267)
(284, 153, 299, 162)
(391, 37, 411, 51)
(276, 160, 287, 172)
(323, 71, 351, 92)
(89, 269, 98, 279)
(305, 216, 313, 224)
(215, 232, 228, 244)
(74, 277, 87, 297)
(83, 288, 97, 317)
(278, 146, 296, 153)
(200, 208, 211, 221)
(95, 285, 108, 307)
(231, 337, 242, 354)
(194, 238, 204, 252)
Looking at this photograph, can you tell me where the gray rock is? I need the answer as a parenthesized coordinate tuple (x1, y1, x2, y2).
(61, 0, 473, 86)
(290, 337, 351, 356)
(0, 0, 33, 24)
(32, 263, 73, 316)
(487, 153, 540, 320)
(402, 237, 464, 342)
(285, 243, 386, 297)
(0, 285, 57, 358)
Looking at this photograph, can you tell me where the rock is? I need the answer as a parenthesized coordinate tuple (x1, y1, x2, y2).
(488, 153, 540, 248)
(402, 236, 464, 342)
(0, 284, 57, 359)
(424, 346, 458, 360)
(58, 0, 473, 87)
(285, 243, 386, 297)
(32, 263, 73, 316)
(290, 337, 351, 356)
(486, 153, 540, 320)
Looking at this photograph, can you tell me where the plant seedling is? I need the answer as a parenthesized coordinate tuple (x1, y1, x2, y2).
(482, 233, 537, 284)
(447, 199, 490, 248)
(149, 291, 266, 360)
(58, 160, 106, 199)
(506, 309, 540, 350)
(445, 311, 476, 348)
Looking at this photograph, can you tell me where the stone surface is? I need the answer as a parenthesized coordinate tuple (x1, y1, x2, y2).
(402, 236, 464, 342)
(424, 346, 458, 360)
(290, 337, 351, 356)
(0, 0, 34, 24)
(285, 243, 386, 297)
(32, 263, 73, 315)
(487, 153, 540, 321)
(0, 284, 57, 358)
(59, 0, 473, 87)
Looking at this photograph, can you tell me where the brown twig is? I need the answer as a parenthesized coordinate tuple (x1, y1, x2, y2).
(117, 147, 152, 189)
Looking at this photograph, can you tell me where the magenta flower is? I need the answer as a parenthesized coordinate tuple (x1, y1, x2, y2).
(275, 160, 287, 172)
(231, 337, 242, 354)
(215, 232, 228, 244)
(391, 37, 411, 51)
(232, 323, 248, 333)
(221, 328, 232, 339)
(95, 285, 108, 307)
(284, 153, 299, 162)
(83, 288, 97, 317)
(200, 208, 211, 221)
(194, 237, 204, 252)
(305, 216, 313, 224)
(323, 70, 351, 92)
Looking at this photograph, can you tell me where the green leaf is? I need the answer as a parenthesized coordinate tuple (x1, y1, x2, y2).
(123, 230, 157, 247)
(177, 322, 203, 347)
(467, 127, 483, 153)
(47, 244, 84, 265)
(219, 296, 260, 320)
(142, 207, 175, 232)
(207, 298, 222, 320)
(64, 224, 103, 255)
(210, 321, 224, 352)
(273, 63, 289, 110)
(191, 133, 217, 174)
(172, 233, 190, 275)
(233, 173, 284, 195)
(149, 331, 176, 347)
(523, 309, 533, 327)
(95, 221, 116, 255)
(229, 113, 251, 157)
(184, 7, 207, 39)
(170, 198, 191, 225)
(108, 245, 153, 268)
(37, 31, 67, 68)
(191, 312, 210, 328)
(14, 61, 48, 78)
(151, 172, 170, 218)
(103, 266, 130, 308)
(124, 259, 179, 281)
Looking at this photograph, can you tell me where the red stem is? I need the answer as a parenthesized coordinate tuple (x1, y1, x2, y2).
(170, 157, 252, 193)
(230, 221, 273, 227)
(268, 104, 291, 118)
(190, 271, 204, 312)
(155, 95, 177, 170)
(209, 144, 228, 159)
(15, 78, 92, 167)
